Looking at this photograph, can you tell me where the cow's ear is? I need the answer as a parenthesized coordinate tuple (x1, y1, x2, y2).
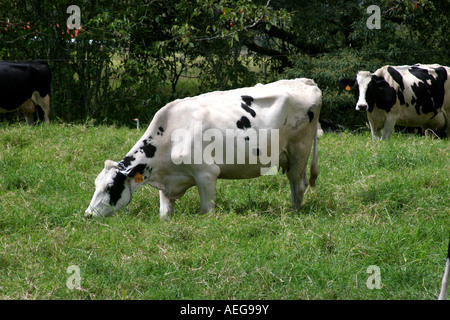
(339, 78, 355, 90)
(371, 75, 390, 87)
(120, 163, 148, 179)
(119, 168, 145, 183)
(104, 160, 118, 170)
(133, 172, 144, 184)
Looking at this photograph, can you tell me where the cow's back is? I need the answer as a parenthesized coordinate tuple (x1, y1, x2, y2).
(144, 79, 321, 179)
(374, 64, 450, 128)
(161, 78, 321, 130)
(0, 60, 52, 112)
(0, 62, 35, 111)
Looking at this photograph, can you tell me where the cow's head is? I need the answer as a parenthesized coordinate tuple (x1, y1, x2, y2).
(340, 71, 397, 113)
(85, 160, 133, 217)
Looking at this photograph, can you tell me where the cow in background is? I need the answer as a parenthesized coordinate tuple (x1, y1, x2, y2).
(0, 60, 52, 125)
(341, 64, 450, 140)
(439, 234, 450, 300)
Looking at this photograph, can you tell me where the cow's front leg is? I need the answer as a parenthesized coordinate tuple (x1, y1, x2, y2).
(20, 100, 37, 126)
(159, 190, 175, 220)
(381, 117, 396, 140)
(195, 170, 219, 214)
(369, 121, 382, 140)
(24, 113, 35, 126)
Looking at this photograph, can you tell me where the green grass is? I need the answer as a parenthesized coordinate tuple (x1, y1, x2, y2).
(0, 122, 448, 299)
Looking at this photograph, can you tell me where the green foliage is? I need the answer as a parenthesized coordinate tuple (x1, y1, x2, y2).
(1, 1, 449, 126)
(351, 0, 450, 65)
(282, 50, 385, 128)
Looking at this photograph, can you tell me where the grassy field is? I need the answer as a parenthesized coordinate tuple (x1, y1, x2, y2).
(0, 122, 448, 300)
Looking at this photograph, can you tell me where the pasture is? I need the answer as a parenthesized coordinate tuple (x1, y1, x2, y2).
(0, 122, 448, 299)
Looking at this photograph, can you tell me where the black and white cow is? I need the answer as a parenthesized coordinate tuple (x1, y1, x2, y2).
(0, 60, 52, 125)
(439, 234, 450, 300)
(85, 78, 322, 219)
(341, 64, 450, 140)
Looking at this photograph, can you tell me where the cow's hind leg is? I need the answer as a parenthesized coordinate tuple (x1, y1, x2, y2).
(287, 169, 308, 210)
(159, 190, 176, 220)
(195, 168, 219, 214)
(32, 93, 50, 123)
(40, 95, 50, 123)
(286, 143, 311, 210)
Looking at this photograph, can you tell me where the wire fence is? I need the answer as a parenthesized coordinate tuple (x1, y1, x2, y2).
(2, 46, 450, 127)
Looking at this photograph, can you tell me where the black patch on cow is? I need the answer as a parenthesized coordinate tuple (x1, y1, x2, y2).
(354, 81, 360, 101)
(408, 66, 447, 116)
(141, 143, 157, 158)
(119, 156, 135, 170)
(366, 75, 397, 113)
(388, 67, 405, 91)
(255, 148, 261, 156)
(388, 66, 406, 105)
(142, 137, 153, 146)
(307, 110, 314, 122)
(241, 95, 254, 106)
(244, 136, 250, 141)
(236, 116, 251, 130)
(241, 103, 256, 118)
(108, 171, 127, 207)
(157, 127, 164, 136)
(397, 90, 406, 106)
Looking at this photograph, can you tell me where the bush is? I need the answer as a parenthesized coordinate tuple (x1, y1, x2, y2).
(282, 49, 385, 129)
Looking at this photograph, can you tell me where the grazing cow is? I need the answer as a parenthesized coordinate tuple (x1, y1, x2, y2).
(0, 60, 52, 125)
(439, 234, 450, 300)
(85, 78, 322, 219)
(340, 64, 450, 140)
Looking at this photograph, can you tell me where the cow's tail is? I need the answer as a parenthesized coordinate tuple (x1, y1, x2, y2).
(309, 125, 319, 188)
(438, 233, 450, 300)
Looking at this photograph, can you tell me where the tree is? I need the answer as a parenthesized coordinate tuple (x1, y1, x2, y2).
(1, 0, 448, 126)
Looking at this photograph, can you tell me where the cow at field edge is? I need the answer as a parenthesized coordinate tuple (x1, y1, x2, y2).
(85, 78, 322, 219)
(438, 234, 450, 300)
(340, 64, 450, 140)
(0, 60, 52, 125)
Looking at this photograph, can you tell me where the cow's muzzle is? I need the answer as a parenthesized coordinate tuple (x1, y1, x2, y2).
(356, 104, 368, 111)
